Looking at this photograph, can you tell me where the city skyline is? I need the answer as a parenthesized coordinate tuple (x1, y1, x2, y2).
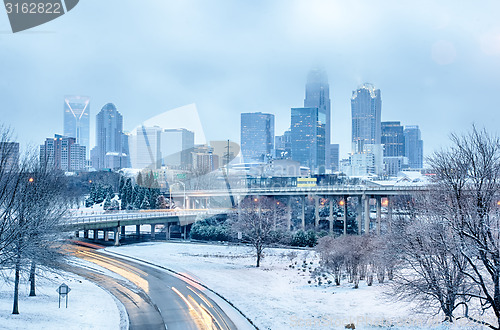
(1, 1, 499, 161)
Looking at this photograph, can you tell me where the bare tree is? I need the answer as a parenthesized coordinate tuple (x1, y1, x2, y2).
(427, 126, 500, 328)
(317, 235, 346, 285)
(390, 193, 469, 322)
(0, 140, 69, 314)
(230, 196, 287, 267)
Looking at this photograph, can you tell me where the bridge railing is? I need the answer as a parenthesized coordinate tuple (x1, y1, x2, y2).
(64, 209, 225, 225)
(169, 185, 429, 196)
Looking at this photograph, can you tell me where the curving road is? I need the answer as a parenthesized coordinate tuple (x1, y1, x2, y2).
(64, 243, 241, 330)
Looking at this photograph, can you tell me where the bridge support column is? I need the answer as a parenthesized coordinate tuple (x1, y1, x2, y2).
(314, 196, 320, 229)
(83, 230, 88, 239)
(356, 196, 362, 235)
(136, 225, 140, 238)
(151, 224, 156, 240)
(104, 231, 109, 241)
(301, 196, 306, 230)
(342, 196, 347, 235)
(364, 195, 370, 234)
(93, 229, 99, 241)
(287, 197, 292, 231)
(329, 199, 334, 234)
(114, 227, 120, 246)
(376, 196, 382, 235)
(121, 226, 126, 237)
(165, 224, 170, 240)
(75, 231, 80, 238)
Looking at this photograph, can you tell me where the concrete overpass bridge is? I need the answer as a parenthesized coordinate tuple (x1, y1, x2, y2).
(66, 184, 428, 244)
(169, 184, 429, 236)
(63, 209, 224, 246)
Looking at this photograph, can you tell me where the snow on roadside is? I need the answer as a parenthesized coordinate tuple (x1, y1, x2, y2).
(107, 241, 490, 330)
(0, 268, 126, 329)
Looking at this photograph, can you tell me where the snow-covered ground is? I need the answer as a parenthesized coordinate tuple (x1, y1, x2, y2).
(107, 241, 491, 330)
(0, 267, 127, 329)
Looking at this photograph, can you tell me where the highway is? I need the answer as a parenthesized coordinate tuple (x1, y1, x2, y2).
(65, 243, 239, 330)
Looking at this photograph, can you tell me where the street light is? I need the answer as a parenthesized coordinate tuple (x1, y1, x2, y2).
(171, 181, 186, 209)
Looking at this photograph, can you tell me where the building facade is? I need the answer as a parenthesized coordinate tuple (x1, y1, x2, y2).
(290, 107, 326, 173)
(240, 112, 275, 162)
(64, 95, 90, 158)
(0, 142, 19, 172)
(40, 134, 86, 171)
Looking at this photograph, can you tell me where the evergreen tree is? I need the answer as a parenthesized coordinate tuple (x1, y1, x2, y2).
(118, 176, 125, 199)
(123, 178, 133, 209)
(137, 172, 144, 187)
(103, 197, 111, 210)
(140, 195, 150, 209)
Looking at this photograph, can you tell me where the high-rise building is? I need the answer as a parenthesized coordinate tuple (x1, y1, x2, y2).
(93, 103, 129, 170)
(381, 121, 405, 157)
(304, 69, 331, 168)
(346, 83, 383, 176)
(351, 84, 381, 153)
(290, 107, 326, 173)
(240, 112, 275, 162)
(129, 126, 162, 169)
(121, 132, 131, 168)
(329, 144, 340, 172)
(40, 134, 86, 171)
(0, 142, 19, 172)
(381, 121, 407, 176)
(64, 96, 90, 158)
(404, 125, 424, 169)
(160, 128, 195, 169)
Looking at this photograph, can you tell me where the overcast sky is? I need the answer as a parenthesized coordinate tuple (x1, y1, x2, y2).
(1, 0, 500, 160)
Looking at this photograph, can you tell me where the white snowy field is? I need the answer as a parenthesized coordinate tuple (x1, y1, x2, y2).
(0, 267, 127, 330)
(107, 241, 492, 330)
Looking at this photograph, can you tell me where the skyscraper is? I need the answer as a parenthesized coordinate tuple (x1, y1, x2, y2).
(381, 121, 407, 176)
(160, 128, 195, 169)
(290, 107, 326, 173)
(404, 125, 424, 169)
(93, 103, 129, 170)
(240, 112, 275, 162)
(304, 69, 331, 167)
(351, 84, 381, 153)
(129, 126, 162, 169)
(64, 95, 90, 158)
(347, 83, 383, 176)
(381, 121, 405, 157)
(329, 144, 340, 172)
